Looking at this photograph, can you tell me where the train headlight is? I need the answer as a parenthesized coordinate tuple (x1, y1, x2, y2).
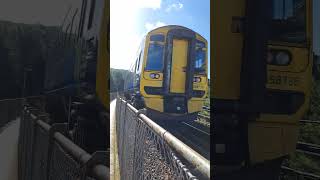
(267, 50, 291, 66)
(150, 73, 160, 79)
(275, 51, 290, 65)
(150, 73, 155, 79)
(193, 77, 201, 83)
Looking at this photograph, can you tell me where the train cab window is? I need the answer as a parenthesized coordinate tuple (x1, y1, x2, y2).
(195, 49, 206, 73)
(195, 41, 206, 74)
(136, 51, 142, 73)
(135, 60, 139, 73)
(146, 43, 164, 71)
(150, 34, 165, 42)
(270, 0, 306, 43)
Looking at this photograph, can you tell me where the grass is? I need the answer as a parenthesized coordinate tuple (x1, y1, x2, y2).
(284, 79, 320, 176)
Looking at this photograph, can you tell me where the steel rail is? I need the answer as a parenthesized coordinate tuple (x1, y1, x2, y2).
(181, 122, 211, 136)
(300, 120, 320, 124)
(281, 166, 320, 179)
(296, 141, 320, 158)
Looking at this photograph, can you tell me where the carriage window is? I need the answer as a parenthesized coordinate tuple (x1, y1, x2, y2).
(136, 51, 142, 73)
(271, 0, 306, 43)
(150, 34, 165, 42)
(146, 43, 164, 71)
(195, 49, 206, 74)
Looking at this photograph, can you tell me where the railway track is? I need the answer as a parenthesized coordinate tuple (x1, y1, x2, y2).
(162, 106, 211, 159)
(300, 120, 320, 124)
(181, 121, 210, 136)
(296, 141, 320, 158)
(160, 119, 210, 160)
(198, 114, 210, 121)
(281, 166, 320, 180)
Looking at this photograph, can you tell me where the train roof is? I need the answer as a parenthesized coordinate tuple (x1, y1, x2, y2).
(147, 25, 207, 42)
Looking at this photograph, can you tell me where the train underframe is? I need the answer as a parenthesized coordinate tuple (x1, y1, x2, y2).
(125, 92, 199, 123)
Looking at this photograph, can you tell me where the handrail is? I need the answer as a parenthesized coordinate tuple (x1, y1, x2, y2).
(23, 104, 109, 180)
(120, 98, 210, 179)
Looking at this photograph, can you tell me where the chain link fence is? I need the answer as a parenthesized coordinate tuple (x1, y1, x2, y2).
(116, 98, 209, 180)
(18, 103, 109, 180)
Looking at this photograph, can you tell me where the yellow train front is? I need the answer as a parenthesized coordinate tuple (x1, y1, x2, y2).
(124, 25, 208, 120)
(213, 0, 320, 176)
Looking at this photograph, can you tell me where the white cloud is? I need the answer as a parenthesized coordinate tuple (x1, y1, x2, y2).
(136, 0, 162, 9)
(110, 0, 162, 69)
(145, 21, 166, 32)
(165, 2, 183, 12)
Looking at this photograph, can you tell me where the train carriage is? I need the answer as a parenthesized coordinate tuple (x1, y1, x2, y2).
(124, 25, 208, 120)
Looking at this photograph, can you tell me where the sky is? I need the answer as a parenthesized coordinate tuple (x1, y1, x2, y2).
(0, 0, 210, 76)
(110, 0, 210, 76)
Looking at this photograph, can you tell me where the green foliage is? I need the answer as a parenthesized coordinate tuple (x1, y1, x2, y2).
(110, 68, 130, 92)
(301, 79, 320, 145)
(306, 80, 320, 120)
(299, 123, 320, 145)
(286, 79, 320, 175)
(0, 20, 59, 98)
(286, 153, 320, 175)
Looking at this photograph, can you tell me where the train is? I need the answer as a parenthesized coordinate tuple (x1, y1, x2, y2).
(42, 0, 109, 154)
(123, 25, 209, 120)
(213, 0, 320, 177)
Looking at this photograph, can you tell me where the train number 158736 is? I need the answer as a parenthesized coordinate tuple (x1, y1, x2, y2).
(268, 75, 298, 87)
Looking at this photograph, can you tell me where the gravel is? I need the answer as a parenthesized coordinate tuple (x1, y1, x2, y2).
(142, 138, 182, 180)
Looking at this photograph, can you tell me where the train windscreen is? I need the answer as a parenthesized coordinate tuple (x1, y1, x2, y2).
(271, 0, 306, 43)
(145, 43, 164, 71)
(195, 41, 206, 74)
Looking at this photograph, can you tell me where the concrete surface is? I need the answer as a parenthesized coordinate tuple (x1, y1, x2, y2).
(110, 99, 120, 180)
(0, 118, 20, 180)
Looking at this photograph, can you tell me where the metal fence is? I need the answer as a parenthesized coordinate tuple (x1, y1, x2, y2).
(116, 98, 210, 180)
(18, 103, 109, 180)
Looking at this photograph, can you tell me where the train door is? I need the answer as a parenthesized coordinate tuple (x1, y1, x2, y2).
(170, 39, 188, 93)
(96, 0, 109, 108)
(212, 0, 245, 101)
(212, 0, 247, 166)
